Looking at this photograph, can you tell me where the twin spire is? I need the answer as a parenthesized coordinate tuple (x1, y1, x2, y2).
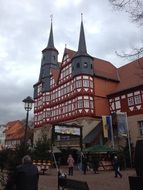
(46, 14, 88, 56)
(47, 22, 54, 48)
(46, 15, 55, 49)
(77, 13, 87, 55)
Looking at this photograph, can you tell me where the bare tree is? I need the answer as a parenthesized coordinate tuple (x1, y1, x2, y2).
(109, 0, 143, 24)
(109, 0, 143, 58)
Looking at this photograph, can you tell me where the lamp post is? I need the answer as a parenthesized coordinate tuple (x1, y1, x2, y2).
(22, 96, 34, 146)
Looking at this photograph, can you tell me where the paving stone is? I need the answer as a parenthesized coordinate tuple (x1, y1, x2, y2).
(38, 167, 136, 190)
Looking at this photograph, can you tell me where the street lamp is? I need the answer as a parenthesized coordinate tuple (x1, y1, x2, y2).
(22, 96, 34, 145)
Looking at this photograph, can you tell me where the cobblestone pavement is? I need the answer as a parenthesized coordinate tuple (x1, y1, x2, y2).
(39, 167, 136, 190)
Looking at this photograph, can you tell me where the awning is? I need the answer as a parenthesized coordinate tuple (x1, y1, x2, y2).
(83, 145, 114, 154)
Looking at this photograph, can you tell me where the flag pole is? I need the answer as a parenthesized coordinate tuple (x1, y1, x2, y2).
(124, 112, 132, 168)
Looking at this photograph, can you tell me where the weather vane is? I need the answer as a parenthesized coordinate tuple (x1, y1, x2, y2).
(81, 13, 83, 22)
(50, 14, 53, 23)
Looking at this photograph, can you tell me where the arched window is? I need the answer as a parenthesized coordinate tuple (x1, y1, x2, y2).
(77, 62, 80, 68)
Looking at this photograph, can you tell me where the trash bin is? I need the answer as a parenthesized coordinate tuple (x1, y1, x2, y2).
(134, 140, 143, 176)
(129, 176, 143, 190)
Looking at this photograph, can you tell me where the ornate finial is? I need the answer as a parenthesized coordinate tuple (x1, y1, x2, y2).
(50, 14, 53, 23)
(65, 44, 67, 48)
(81, 13, 83, 22)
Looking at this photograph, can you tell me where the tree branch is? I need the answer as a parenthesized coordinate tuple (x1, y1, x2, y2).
(109, 0, 143, 25)
(115, 47, 143, 58)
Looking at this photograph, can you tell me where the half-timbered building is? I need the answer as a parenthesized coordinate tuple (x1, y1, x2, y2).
(108, 58, 143, 145)
(33, 19, 143, 148)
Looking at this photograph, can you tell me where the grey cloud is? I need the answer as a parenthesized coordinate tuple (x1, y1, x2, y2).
(0, 0, 142, 124)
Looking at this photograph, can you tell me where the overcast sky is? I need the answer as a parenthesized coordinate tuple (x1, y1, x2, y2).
(0, 0, 142, 124)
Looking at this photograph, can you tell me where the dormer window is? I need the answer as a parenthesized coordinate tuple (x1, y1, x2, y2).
(84, 62, 88, 68)
(53, 55, 55, 61)
(77, 62, 80, 68)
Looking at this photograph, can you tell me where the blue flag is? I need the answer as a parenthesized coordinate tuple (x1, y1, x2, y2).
(102, 115, 113, 140)
(117, 112, 127, 136)
(106, 116, 113, 140)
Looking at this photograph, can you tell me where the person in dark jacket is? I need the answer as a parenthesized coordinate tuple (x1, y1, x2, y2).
(5, 155, 39, 190)
(113, 156, 122, 178)
(15, 155, 39, 190)
(92, 156, 99, 174)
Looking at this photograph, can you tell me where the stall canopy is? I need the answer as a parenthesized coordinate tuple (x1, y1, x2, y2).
(83, 145, 114, 154)
(52, 146, 61, 153)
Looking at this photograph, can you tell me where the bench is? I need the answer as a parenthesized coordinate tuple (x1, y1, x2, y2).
(58, 175, 90, 190)
(33, 160, 51, 175)
(98, 161, 113, 171)
(37, 165, 49, 175)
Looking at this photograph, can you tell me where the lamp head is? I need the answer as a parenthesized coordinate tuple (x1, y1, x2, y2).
(23, 96, 34, 111)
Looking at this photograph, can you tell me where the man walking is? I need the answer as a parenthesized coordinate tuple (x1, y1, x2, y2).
(113, 156, 122, 178)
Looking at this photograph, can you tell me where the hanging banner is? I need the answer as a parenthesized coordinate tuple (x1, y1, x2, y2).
(102, 116, 113, 139)
(106, 116, 113, 141)
(102, 116, 108, 138)
(116, 112, 128, 137)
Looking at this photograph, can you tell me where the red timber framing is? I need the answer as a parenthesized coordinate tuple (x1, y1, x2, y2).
(108, 86, 143, 116)
(34, 54, 95, 127)
(33, 19, 143, 147)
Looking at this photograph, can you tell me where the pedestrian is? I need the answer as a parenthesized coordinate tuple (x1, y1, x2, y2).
(92, 156, 99, 174)
(16, 155, 39, 190)
(82, 155, 88, 175)
(5, 155, 39, 190)
(67, 154, 75, 176)
(113, 156, 122, 178)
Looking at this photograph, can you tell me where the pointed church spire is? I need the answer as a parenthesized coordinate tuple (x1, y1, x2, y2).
(77, 13, 87, 55)
(47, 15, 55, 48)
(71, 14, 94, 77)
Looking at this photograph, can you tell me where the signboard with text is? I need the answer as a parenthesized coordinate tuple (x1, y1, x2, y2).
(52, 124, 82, 149)
(54, 125, 81, 136)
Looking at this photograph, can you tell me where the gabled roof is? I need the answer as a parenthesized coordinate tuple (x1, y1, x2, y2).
(6, 120, 19, 127)
(5, 120, 25, 140)
(108, 57, 143, 95)
(41, 47, 143, 95)
(51, 67, 60, 83)
(64, 48, 76, 58)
